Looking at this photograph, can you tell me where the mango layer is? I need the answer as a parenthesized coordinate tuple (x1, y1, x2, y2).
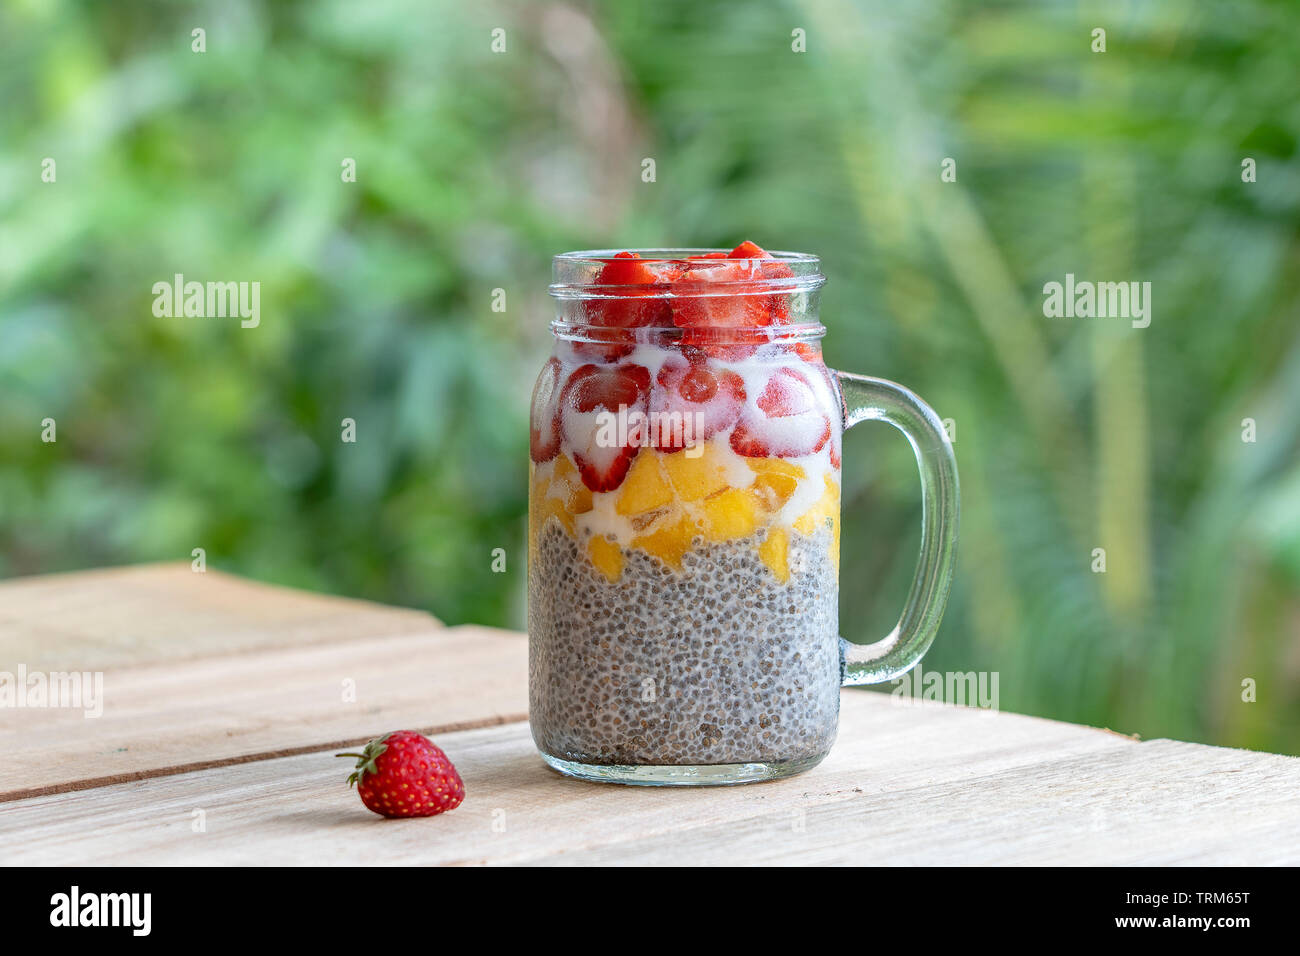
(530, 442, 839, 585)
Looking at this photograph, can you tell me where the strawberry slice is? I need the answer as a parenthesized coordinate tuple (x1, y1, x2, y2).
(728, 240, 768, 258)
(728, 240, 796, 324)
(586, 252, 672, 326)
(667, 242, 796, 359)
(730, 365, 832, 458)
(649, 353, 746, 452)
(807, 362, 843, 467)
(560, 362, 652, 491)
(576, 252, 673, 362)
(670, 255, 772, 331)
(529, 357, 564, 463)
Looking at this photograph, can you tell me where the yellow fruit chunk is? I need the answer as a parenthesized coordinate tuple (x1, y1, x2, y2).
(832, 514, 841, 573)
(630, 507, 670, 532)
(661, 444, 730, 501)
(752, 472, 800, 512)
(616, 452, 673, 515)
(531, 467, 578, 536)
(566, 481, 593, 515)
(540, 495, 575, 535)
(747, 458, 807, 481)
(759, 527, 791, 583)
(793, 474, 840, 535)
(587, 535, 624, 583)
(553, 454, 578, 484)
(633, 512, 700, 570)
(702, 488, 762, 542)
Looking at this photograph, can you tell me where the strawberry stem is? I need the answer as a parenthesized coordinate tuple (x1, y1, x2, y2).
(336, 734, 393, 788)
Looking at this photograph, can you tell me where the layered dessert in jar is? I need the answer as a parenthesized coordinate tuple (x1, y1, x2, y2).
(529, 242, 842, 773)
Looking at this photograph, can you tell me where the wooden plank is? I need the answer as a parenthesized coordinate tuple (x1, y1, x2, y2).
(0, 562, 438, 671)
(0, 624, 528, 801)
(13, 692, 1265, 866)
(558, 739, 1300, 865)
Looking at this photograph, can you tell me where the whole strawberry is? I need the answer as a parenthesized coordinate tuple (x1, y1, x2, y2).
(338, 731, 465, 818)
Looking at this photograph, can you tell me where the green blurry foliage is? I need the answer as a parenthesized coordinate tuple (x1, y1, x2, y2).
(1, 0, 1297, 752)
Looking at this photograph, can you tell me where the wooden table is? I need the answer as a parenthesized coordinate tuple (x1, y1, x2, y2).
(2, 564, 1297, 865)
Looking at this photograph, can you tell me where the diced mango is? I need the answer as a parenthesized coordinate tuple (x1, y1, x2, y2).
(530, 466, 577, 536)
(751, 472, 800, 512)
(661, 444, 730, 501)
(566, 481, 593, 515)
(832, 513, 841, 572)
(633, 512, 700, 570)
(701, 488, 762, 542)
(553, 454, 577, 484)
(587, 535, 624, 583)
(616, 452, 673, 515)
(540, 494, 576, 535)
(793, 474, 840, 535)
(747, 458, 807, 481)
(759, 527, 791, 583)
(630, 507, 670, 532)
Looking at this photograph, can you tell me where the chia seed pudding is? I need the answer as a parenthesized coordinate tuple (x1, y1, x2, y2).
(529, 520, 840, 767)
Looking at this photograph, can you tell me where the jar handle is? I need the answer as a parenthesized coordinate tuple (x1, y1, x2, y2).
(833, 371, 960, 685)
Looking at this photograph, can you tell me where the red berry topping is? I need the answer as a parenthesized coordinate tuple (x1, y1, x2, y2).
(669, 256, 773, 331)
(586, 251, 672, 329)
(662, 242, 797, 357)
(339, 730, 465, 819)
(529, 357, 564, 463)
(574, 252, 673, 361)
(560, 362, 652, 491)
(728, 240, 768, 258)
(730, 365, 832, 458)
(649, 353, 746, 451)
(572, 244, 797, 362)
(728, 240, 796, 323)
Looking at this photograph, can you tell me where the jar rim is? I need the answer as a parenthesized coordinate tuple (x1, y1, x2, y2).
(549, 248, 825, 299)
(550, 322, 827, 344)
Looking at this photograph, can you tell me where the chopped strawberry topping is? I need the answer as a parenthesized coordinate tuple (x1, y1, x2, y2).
(586, 251, 672, 330)
(529, 357, 564, 463)
(576, 252, 672, 361)
(669, 256, 773, 331)
(649, 354, 746, 452)
(560, 362, 652, 491)
(728, 240, 768, 258)
(728, 240, 796, 323)
(573, 243, 798, 361)
(663, 242, 796, 358)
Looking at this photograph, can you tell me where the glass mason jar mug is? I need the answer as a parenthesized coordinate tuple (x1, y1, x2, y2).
(528, 247, 958, 785)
